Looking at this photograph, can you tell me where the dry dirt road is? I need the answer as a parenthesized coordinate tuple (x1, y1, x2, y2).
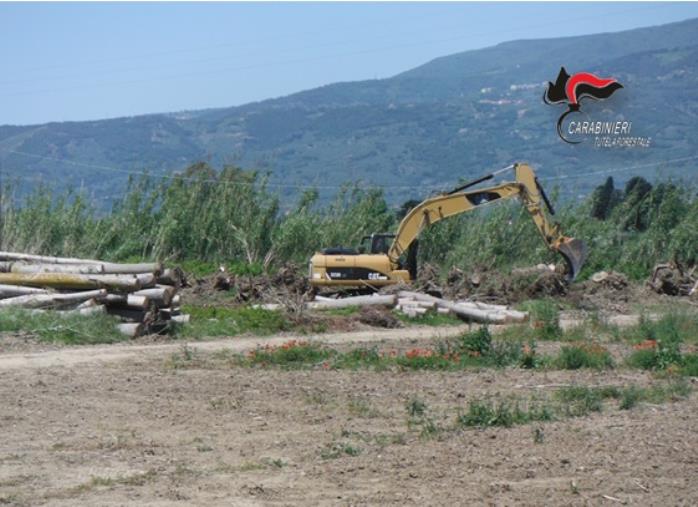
(1, 322, 696, 506)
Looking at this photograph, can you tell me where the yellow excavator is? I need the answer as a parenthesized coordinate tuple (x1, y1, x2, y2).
(308, 163, 587, 289)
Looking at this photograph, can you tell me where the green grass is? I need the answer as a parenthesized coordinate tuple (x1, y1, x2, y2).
(321, 442, 362, 459)
(457, 399, 554, 428)
(556, 381, 691, 413)
(320, 306, 361, 317)
(246, 340, 332, 368)
(521, 300, 562, 340)
(0, 309, 125, 345)
(624, 313, 696, 372)
(395, 310, 463, 327)
(556, 344, 615, 370)
(179, 305, 289, 338)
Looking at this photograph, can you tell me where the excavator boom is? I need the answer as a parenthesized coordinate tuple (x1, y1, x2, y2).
(387, 163, 587, 280)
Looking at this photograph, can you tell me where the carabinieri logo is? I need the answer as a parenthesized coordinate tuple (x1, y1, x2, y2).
(543, 67, 623, 144)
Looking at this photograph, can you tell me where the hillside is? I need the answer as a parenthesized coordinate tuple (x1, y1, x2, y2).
(1, 17, 697, 205)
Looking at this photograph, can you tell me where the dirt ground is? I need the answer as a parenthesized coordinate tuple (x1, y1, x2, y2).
(1, 323, 697, 506)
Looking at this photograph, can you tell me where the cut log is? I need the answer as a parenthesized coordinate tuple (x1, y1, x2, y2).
(0, 273, 146, 290)
(156, 268, 184, 287)
(104, 294, 151, 309)
(397, 291, 527, 324)
(105, 307, 150, 322)
(116, 322, 143, 338)
(171, 294, 181, 306)
(171, 314, 190, 324)
(76, 298, 98, 309)
(0, 284, 50, 299)
(101, 262, 162, 275)
(0, 251, 102, 265)
(307, 294, 396, 310)
(1, 262, 106, 275)
(397, 298, 436, 310)
(160, 307, 182, 317)
(30, 305, 106, 317)
(251, 303, 283, 311)
(436, 307, 451, 315)
(397, 306, 427, 316)
(132, 286, 175, 307)
(0, 289, 107, 309)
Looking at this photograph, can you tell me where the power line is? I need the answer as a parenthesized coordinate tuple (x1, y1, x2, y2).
(539, 155, 698, 182)
(2, 147, 697, 196)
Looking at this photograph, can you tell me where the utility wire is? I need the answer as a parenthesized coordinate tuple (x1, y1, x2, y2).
(2, 147, 697, 194)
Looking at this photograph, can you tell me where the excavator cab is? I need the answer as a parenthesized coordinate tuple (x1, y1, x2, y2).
(359, 234, 395, 254)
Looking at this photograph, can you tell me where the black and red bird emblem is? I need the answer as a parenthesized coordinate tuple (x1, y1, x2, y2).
(544, 67, 623, 143)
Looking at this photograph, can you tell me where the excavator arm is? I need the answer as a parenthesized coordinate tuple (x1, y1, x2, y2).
(387, 163, 587, 280)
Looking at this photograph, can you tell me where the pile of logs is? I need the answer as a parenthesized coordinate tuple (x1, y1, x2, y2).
(258, 291, 528, 324)
(0, 251, 187, 337)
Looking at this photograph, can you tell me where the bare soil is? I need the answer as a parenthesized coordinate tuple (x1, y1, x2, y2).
(1, 324, 697, 506)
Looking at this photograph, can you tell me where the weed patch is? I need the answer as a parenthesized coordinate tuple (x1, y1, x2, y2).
(180, 306, 289, 338)
(0, 309, 124, 345)
(557, 343, 614, 370)
(457, 399, 554, 428)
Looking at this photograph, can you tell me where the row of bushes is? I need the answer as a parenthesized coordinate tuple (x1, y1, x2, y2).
(1, 163, 696, 279)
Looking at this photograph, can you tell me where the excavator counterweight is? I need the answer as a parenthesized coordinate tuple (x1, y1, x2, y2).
(309, 163, 587, 289)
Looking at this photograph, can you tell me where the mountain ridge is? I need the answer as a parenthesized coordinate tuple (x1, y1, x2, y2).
(1, 17, 697, 205)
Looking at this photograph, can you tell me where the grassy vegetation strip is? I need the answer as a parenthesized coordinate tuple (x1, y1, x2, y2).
(404, 379, 692, 439)
(3, 163, 698, 282)
(179, 305, 290, 337)
(0, 308, 124, 344)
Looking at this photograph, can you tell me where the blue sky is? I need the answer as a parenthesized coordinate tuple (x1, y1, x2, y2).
(1, 2, 697, 126)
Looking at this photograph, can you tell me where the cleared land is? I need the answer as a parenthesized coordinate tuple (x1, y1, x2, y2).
(1, 317, 696, 506)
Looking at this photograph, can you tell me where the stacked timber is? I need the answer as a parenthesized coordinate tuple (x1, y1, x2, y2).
(0, 251, 187, 337)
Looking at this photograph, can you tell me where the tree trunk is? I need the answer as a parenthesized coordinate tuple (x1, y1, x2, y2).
(2, 262, 106, 274)
(132, 286, 175, 307)
(0, 289, 107, 309)
(0, 273, 149, 290)
(397, 291, 527, 324)
(101, 262, 162, 275)
(0, 251, 102, 264)
(0, 284, 50, 299)
(307, 294, 395, 310)
(116, 322, 143, 338)
(104, 294, 151, 309)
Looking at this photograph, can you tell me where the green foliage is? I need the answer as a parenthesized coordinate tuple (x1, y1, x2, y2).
(0, 309, 124, 345)
(1, 159, 697, 281)
(625, 313, 694, 371)
(555, 385, 620, 416)
(557, 344, 615, 370)
(394, 310, 463, 327)
(321, 442, 361, 459)
(523, 300, 562, 340)
(590, 177, 621, 220)
(180, 306, 289, 338)
(456, 400, 554, 428)
(681, 354, 698, 377)
(458, 327, 493, 356)
(246, 341, 333, 368)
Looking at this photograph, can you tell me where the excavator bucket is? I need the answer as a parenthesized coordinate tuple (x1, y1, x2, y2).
(557, 238, 588, 281)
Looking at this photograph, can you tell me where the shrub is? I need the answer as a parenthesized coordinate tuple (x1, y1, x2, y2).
(525, 300, 562, 340)
(557, 343, 614, 370)
(457, 400, 553, 428)
(458, 327, 492, 356)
